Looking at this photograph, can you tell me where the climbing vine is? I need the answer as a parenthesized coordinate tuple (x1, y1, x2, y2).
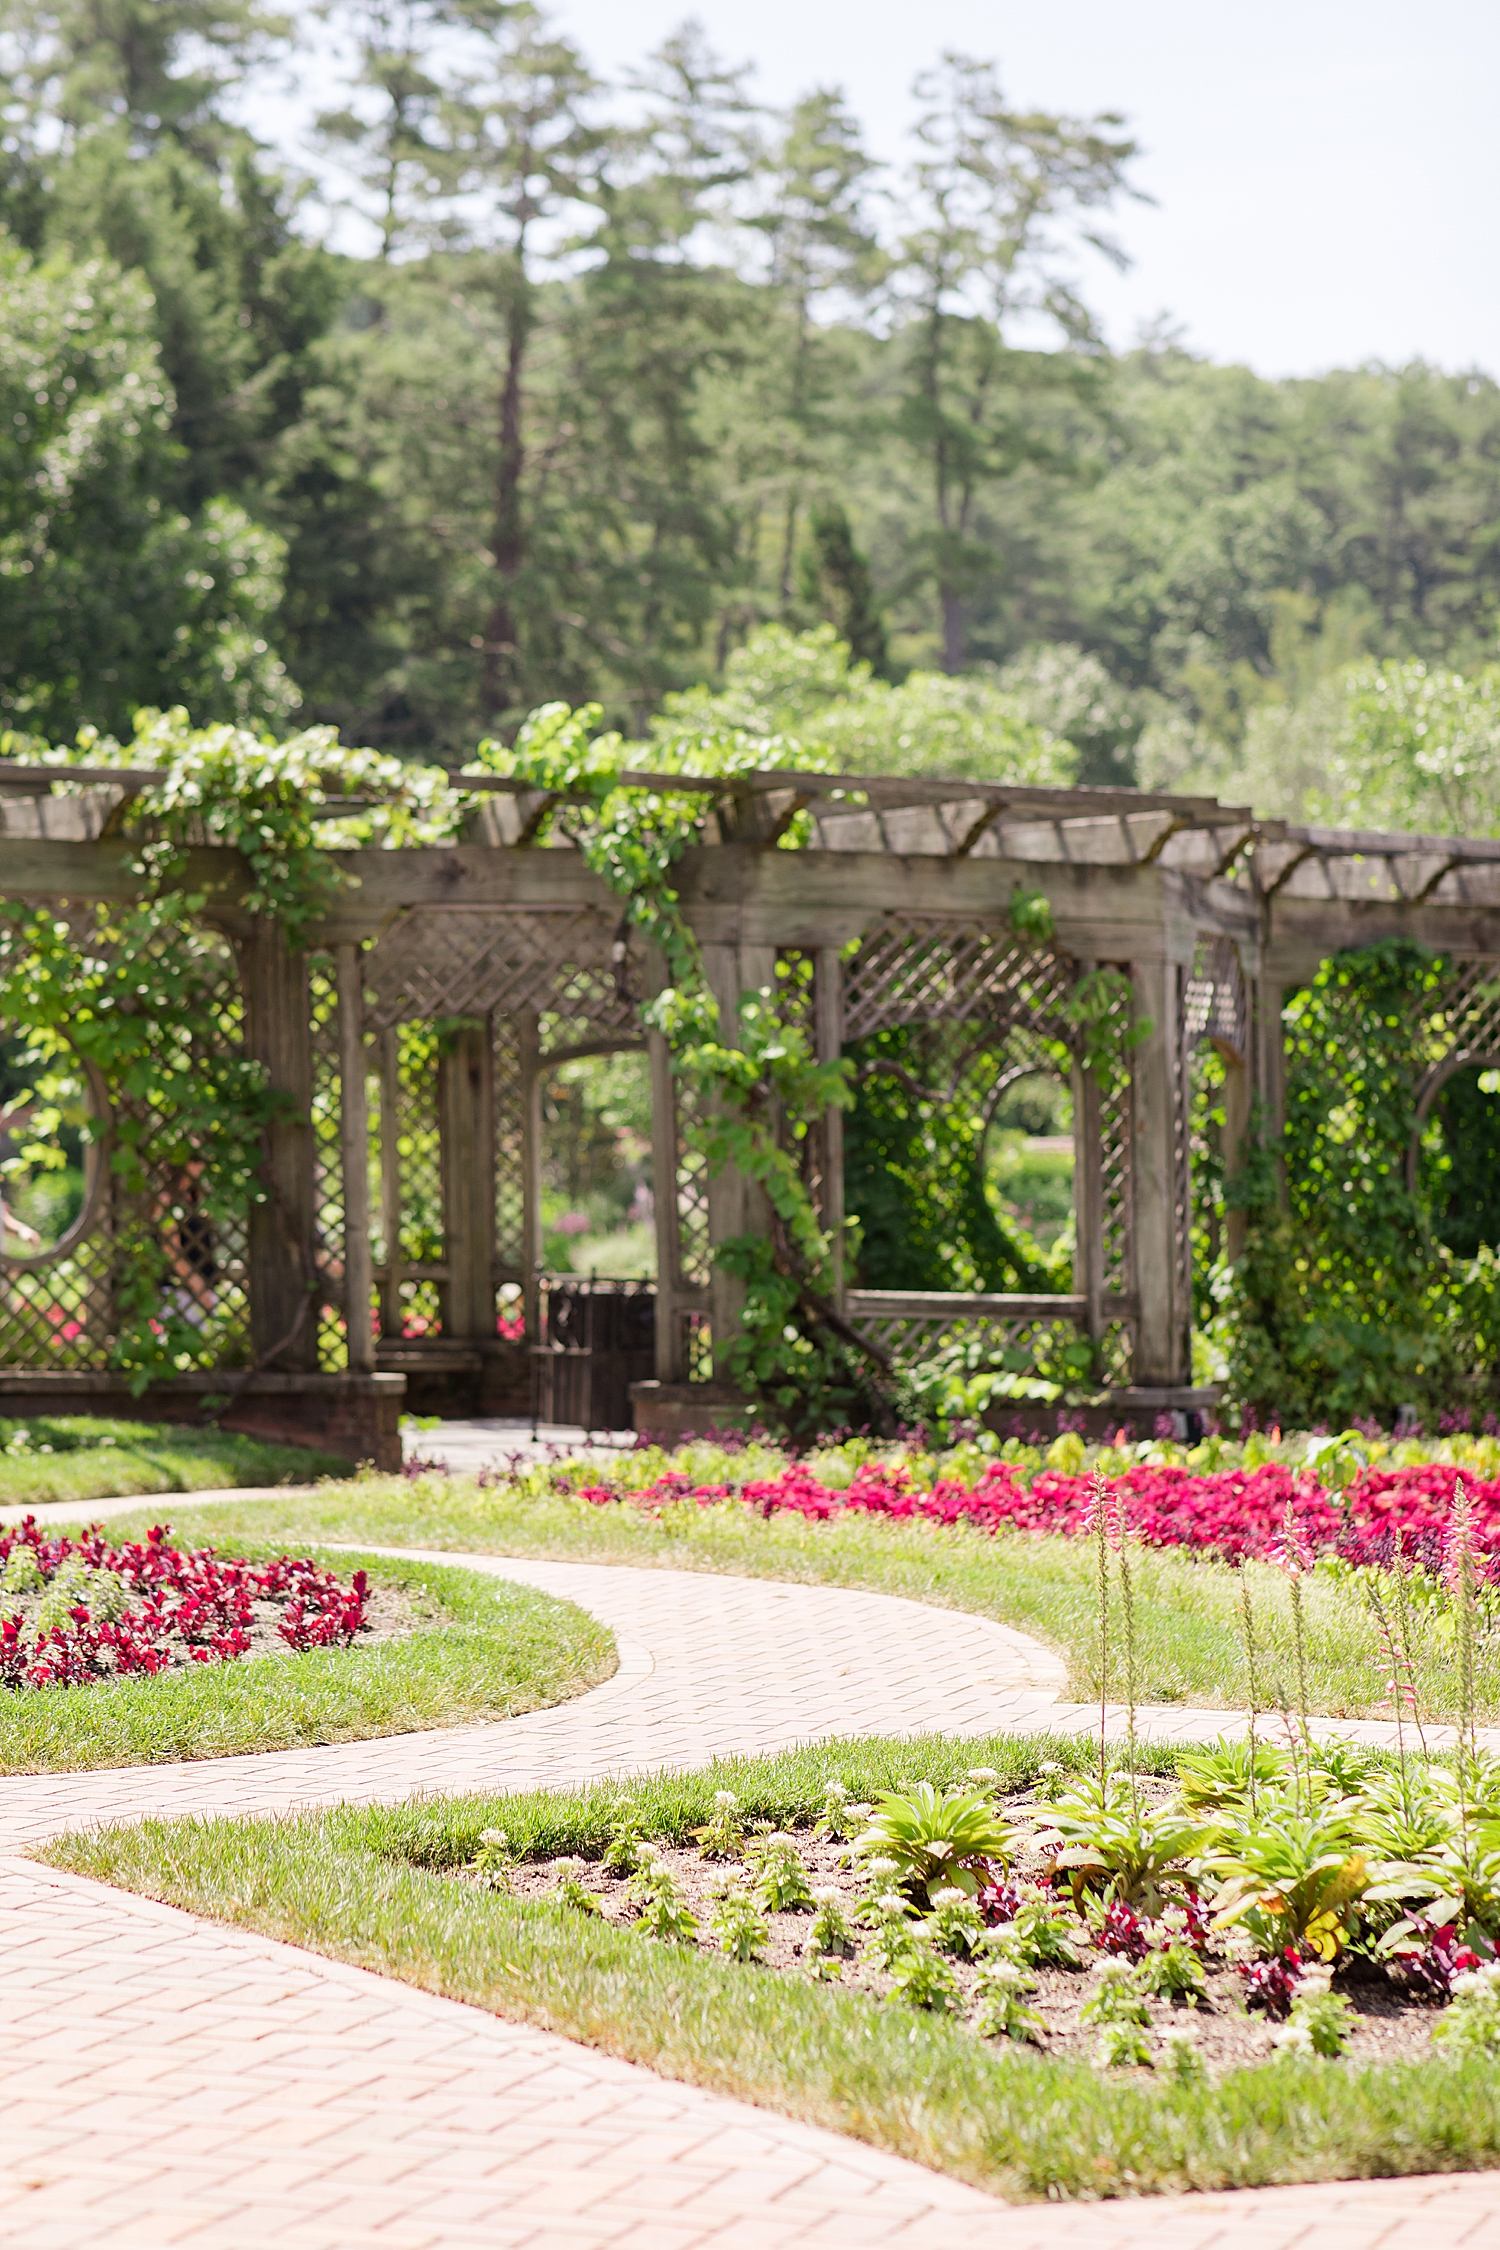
(1209, 940, 1500, 1425)
(0, 702, 1148, 1426)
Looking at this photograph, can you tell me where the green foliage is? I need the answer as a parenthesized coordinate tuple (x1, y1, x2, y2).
(853, 1781, 1014, 1904)
(971, 1957, 1045, 2042)
(709, 1883, 770, 1962)
(1219, 941, 1500, 1423)
(746, 1831, 814, 1913)
(885, 1938, 963, 2013)
(0, 242, 296, 737)
(1036, 1773, 1206, 1914)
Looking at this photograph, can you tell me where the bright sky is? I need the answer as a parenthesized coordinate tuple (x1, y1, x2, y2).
(533, 0, 1500, 379)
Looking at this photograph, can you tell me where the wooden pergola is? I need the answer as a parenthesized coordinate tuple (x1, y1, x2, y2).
(2, 764, 1498, 1465)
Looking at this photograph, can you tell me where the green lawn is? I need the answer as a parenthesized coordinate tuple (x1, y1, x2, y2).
(48, 1731, 1500, 2206)
(0, 1417, 348, 1510)
(0, 1550, 615, 1771)
(101, 1470, 1494, 1724)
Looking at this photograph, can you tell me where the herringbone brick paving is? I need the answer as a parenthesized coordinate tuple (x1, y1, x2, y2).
(0, 1490, 1497, 2246)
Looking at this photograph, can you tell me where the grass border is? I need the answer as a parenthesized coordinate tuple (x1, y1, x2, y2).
(44, 1728, 1500, 2207)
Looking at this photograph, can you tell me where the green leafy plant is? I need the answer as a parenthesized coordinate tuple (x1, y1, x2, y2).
(1176, 1737, 1291, 1812)
(853, 1782, 1013, 1904)
(630, 1859, 700, 1944)
(808, 1886, 855, 1958)
(708, 1884, 769, 1962)
(916, 1887, 987, 1960)
(599, 1802, 649, 1875)
(746, 1832, 814, 1913)
(1434, 1963, 1500, 2056)
(1096, 2021, 1154, 2069)
(971, 1958, 1046, 2043)
(1080, 1958, 1150, 2030)
(1206, 1804, 1401, 1961)
(1158, 2025, 1205, 2083)
(1135, 1937, 1207, 2005)
(1273, 1974, 1357, 2058)
(691, 1789, 746, 1860)
(471, 1826, 515, 1892)
(885, 1939, 962, 2013)
(1035, 1772, 1206, 1914)
(986, 1884, 1087, 1970)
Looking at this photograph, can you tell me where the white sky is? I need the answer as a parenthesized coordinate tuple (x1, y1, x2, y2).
(266, 0, 1500, 380)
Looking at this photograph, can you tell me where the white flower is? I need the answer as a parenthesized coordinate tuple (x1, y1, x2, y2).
(966, 1767, 999, 1785)
(713, 1790, 739, 1811)
(931, 1887, 968, 1910)
(811, 1884, 842, 1905)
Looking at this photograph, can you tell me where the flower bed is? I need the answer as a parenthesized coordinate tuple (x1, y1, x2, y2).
(454, 1743, 1500, 2079)
(577, 1452, 1500, 1574)
(0, 1517, 369, 1689)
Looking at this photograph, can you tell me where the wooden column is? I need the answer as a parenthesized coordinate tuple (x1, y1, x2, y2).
(1073, 1054, 1105, 1348)
(813, 947, 846, 1313)
(1129, 956, 1192, 1388)
(439, 1022, 495, 1338)
(377, 1028, 402, 1337)
(240, 920, 317, 1369)
(648, 1022, 683, 1381)
(336, 943, 374, 1373)
(517, 1008, 544, 1341)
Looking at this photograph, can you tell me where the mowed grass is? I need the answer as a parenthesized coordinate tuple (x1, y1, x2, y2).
(0, 1552, 615, 1772)
(0, 1416, 348, 1510)
(109, 1470, 1494, 1723)
(47, 1731, 1500, 2206)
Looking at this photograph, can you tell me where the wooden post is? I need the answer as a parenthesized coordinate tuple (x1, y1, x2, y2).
(648, 1022, 682, 1381)
(1129, 956, 1192, 1388)
(518, 1008, 544, 1341)
(813, 947, 846, 1313)
(240, 920, 317, 1369)
(377, 1028, 402, 1337)
(337, 943, 374, 1373)
(438, 1021, 495, 1337)
(1073, 1055, 1105, 1349)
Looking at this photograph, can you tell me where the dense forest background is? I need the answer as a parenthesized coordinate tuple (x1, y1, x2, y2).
(5, 0, 1500, 832)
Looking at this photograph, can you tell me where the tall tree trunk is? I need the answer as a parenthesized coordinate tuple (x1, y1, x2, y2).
(941, 586, 966, 671)
(481, 274, 530, 723)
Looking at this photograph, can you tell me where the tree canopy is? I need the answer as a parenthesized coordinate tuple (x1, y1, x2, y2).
(0, 0, 1498, 823)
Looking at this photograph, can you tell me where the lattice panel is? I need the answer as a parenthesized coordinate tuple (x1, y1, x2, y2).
(1172, 963, 1194, 1324)
(0, 909, 252, 1373)
(492, 1011, 526, 1275)
(1426, 957, 1500, 1062)
(308, 961, 347, 1371)
(842, 917, 1074, 1043)
(846, 1305, 1087, 1376)
(1185, 936, 1248, 1059)
(672, 1073, 712, 1288)
(377, 1022, 446, 1338)
(364, 905, 639, 1039)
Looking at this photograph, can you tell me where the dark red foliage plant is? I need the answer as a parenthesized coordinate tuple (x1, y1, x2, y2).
(0, 1518, 369, 1691)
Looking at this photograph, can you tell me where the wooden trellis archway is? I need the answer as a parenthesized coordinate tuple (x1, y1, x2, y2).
(3, 766, 1499, 1459)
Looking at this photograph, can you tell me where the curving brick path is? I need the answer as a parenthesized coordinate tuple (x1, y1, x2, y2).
(0, 1506, 1498, 2245)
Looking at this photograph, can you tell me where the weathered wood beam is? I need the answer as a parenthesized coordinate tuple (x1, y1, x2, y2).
(239, 922, 317, 1369)
(336, 943, 375, 1374)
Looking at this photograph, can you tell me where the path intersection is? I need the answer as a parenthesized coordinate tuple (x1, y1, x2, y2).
(1, 1493, 1497, 2247)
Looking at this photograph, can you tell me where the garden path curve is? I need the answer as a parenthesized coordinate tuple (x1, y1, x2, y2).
(0, 1506, 1498, 2247)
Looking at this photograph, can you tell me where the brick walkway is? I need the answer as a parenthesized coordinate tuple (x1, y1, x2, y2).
(2, 1525, 1498, 2244)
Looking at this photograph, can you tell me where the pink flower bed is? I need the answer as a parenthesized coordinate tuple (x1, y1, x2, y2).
(580, 1457, 1500, 1574)
(0, 1519, 369, 1690)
